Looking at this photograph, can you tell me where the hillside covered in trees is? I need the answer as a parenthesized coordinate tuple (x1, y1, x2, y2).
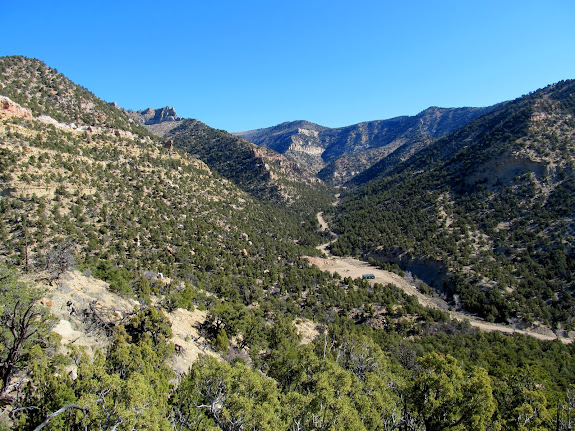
(331, 80, 575, 329)
(0, 56, 574, 430)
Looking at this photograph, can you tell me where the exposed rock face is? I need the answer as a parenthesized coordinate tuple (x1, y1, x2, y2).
(235, 121, 329, 174)
(0, 95, 33, 120)
(126, 106, 183, 137)
(130, 106, 182, 125)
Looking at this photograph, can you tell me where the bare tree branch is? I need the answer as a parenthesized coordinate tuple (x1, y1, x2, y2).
(33, 404, 88, 431)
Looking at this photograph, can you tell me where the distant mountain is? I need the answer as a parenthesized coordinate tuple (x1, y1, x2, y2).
(237, 106, 495, 184)
(235, 121, 329, 175)
(330, 80, 575, 327)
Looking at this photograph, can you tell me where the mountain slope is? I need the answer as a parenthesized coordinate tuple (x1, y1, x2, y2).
(0, 56, 330, 290)
(331, 80, 575, 328)
(131, 111, 333, 209)
(237, 106, 494, 183)
(0, 55, 152, 138)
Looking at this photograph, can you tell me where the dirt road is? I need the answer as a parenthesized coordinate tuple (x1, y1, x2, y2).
(306, 211, 573, 343)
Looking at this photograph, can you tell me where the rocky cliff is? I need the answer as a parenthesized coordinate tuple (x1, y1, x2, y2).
(127, 106, 183, 136)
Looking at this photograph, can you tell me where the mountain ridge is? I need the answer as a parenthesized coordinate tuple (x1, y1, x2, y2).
(236, 105, 496, 183)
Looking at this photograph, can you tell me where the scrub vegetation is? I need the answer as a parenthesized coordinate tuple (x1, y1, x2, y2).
(0, 55, 574, 430)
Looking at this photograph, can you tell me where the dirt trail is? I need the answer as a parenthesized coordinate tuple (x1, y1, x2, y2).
(307, 210, 573, 344)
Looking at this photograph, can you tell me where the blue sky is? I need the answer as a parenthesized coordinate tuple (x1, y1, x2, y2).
(1, 1, 574, 132)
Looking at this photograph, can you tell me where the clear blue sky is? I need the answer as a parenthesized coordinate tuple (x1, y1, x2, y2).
(1, 1, 574, 132)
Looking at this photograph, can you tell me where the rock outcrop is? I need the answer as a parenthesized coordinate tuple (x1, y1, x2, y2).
(0, 95, 33, 120)
(126, 106, 183, 137)
(129, 106, 182, 125)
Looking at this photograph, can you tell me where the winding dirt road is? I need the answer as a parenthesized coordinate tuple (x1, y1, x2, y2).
(306, 210, 573, 344)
